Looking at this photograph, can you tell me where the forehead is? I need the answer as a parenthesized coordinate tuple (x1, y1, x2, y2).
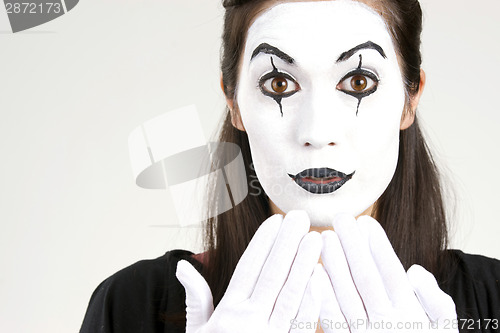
(245, 1, 395, 63)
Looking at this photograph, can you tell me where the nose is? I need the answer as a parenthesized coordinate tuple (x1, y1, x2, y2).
(304, 141, 335, 147)
(297, 86, 350, 148)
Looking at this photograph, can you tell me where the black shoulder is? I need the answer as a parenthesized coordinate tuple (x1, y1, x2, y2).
(440, 250, 500, 331)
(80, 249, 200, 333)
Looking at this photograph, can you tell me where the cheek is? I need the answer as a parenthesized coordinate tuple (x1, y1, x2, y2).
(237, 75, 271, 128)
(356, 110, 401, 148)
(237, 80, 294, 147)
(353, 85, 405, 156)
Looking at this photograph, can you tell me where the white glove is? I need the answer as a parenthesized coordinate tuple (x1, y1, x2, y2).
(320, 214, 458, 333)
(176, 210, 323, 333)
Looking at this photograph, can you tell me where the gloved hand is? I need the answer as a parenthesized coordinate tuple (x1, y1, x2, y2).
(176, 210, 323, 333)
(319, 214, 458, 333)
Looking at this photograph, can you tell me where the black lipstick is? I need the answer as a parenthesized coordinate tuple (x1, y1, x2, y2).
(288, 168, 355, 194)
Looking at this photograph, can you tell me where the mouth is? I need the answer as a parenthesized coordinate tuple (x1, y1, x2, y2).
(288, 168, 355, 194)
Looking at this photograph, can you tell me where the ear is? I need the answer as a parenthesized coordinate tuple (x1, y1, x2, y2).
(400, 69, 426, 130)
(220, 74, 246, 132)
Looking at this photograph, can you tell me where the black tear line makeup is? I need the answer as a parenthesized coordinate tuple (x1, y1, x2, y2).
(258, 57, 298, 117)
(338, 54, 379, 115)
(288, 167, 356, 194)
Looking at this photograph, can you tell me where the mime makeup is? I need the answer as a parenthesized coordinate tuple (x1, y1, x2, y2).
(338, 54, 380, 115)
(236, 0, 406, 226)
(288, 168, 355, 194)
(253, 44, 300, 116)
(259, 57, 295, 117)
(251, 43, 295, 64)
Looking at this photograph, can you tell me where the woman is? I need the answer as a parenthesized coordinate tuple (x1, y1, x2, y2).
(80, 0, 500, 332)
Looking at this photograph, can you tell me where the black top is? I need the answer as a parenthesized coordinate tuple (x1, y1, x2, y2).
(80, 249, 500, 333)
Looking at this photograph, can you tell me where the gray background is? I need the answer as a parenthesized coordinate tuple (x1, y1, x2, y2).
(0, 0, 499, 331)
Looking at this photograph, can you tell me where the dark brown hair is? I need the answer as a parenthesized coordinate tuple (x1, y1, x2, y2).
(203, 0, 448, 307)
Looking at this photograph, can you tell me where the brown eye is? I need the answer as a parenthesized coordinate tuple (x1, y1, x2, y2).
(337, 70, 378, 97)
(271, 77, 288, 93)
(260, 72, 299, 97)
(351, 75, 368, 91)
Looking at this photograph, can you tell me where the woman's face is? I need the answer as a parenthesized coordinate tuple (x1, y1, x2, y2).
(235, 0, 407, 226)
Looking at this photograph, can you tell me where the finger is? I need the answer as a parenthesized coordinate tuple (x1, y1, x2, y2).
(316, 265, 350, 333)
(224, 213, 283, 303)
(407, 265, 458, 323)
(332, 213, 392, 316)
(358, 215, 420, 309)
(270, 232, 322, 330)
(176, 260, 214, 333)
(321, 230, 367, 325)
(251, 210, 310, 310)
(289, 264, 323, 333)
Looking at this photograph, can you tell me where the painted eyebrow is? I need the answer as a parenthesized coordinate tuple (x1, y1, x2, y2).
(250, 43, 295, 64)
(336, 41, 387, 63)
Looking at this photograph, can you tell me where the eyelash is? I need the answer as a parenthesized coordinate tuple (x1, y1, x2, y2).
(336, 69, 379, 98)
(258, 71, 300, 98)
(257, 66, 379, 100)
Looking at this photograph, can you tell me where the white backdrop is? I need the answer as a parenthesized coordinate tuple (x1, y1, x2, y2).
(0, 0, 499, 332)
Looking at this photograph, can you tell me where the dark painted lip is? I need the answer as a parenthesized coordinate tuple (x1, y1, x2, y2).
(288, 168, 355, 194)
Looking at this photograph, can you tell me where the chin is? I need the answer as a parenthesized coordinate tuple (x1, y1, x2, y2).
(304, 204, 358, 227)
(264, 177, 382, 226)
(273, 192, 375, 227)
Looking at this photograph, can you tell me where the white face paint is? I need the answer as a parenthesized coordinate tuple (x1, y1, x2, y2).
(236, 0, 406, 226)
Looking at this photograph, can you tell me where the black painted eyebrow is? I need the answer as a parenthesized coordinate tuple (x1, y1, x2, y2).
(336, 41, 387, 63)
(251, 43, 295, 64)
